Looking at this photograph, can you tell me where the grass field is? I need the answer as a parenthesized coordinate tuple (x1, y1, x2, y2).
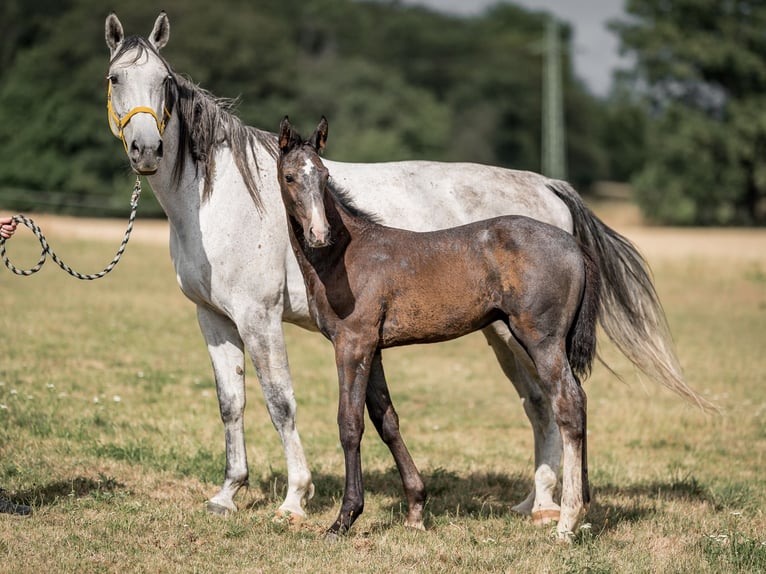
(0, 202, 764, 573)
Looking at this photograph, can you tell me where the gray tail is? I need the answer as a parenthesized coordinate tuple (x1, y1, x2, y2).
(547, 180, 719, 412)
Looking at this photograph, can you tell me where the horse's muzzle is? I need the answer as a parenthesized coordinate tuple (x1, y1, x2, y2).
(129, 139, 163, 175)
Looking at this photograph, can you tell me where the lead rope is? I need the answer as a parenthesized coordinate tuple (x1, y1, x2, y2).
(0, 177, 142, 280)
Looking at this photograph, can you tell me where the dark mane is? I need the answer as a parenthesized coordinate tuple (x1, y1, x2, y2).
(111, 36, 278, 210)
(326, 177, 381, 224)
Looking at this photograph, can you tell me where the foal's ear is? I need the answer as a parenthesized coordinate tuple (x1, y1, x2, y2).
(149, 11, 170, 51)
(105, 12, 124, 57)
(278, 116, 300, 154)
(309, 116, 329, 152)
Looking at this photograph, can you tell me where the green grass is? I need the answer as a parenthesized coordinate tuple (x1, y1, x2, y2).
(0, 222, 765, 573)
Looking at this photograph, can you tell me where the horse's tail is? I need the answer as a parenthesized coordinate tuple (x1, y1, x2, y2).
(547, 179, 719, 412)
(567, 244, 601, 382)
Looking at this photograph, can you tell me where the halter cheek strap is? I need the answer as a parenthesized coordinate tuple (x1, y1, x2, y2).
(107, 81, 171, 153)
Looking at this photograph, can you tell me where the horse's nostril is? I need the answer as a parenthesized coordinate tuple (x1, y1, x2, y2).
(130, 140, 140, 153)
(157, 140, 164, 158)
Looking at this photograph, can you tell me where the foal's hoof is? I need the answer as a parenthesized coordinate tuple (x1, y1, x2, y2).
(532, 508, 560, 526)
(323, 530, 342, 544)
(206, 501, 235, 516)
(404, 518, 426, 531)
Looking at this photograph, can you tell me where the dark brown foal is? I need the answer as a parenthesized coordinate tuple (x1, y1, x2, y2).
(276, 116, 601, 541)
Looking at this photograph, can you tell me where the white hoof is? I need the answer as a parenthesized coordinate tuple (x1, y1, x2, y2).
(532, 507, 561, 526)
(207, 500, 237, 515)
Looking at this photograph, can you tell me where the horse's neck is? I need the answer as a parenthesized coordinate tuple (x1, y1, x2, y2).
(146, 115, 199, 221)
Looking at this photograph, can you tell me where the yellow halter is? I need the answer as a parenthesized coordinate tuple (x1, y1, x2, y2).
(107, 80, 171, 153)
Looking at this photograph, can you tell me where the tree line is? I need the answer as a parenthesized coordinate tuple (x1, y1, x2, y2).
(0, 0, 763, 225)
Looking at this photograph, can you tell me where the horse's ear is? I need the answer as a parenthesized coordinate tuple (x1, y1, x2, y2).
(279, 116, 299, 154)
(105, 12, 124, 57)
(149, 11, 170, 51)
(310, 116, 329, 152)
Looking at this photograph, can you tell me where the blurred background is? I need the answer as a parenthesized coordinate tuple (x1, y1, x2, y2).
(1, 0, 765, 226)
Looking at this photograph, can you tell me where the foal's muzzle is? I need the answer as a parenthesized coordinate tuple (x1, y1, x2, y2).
(307, 225, 329, 248)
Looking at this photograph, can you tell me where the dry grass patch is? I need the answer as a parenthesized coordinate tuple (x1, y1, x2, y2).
(0, 211, 765, 572)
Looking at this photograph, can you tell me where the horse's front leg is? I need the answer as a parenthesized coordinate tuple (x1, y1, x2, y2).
(197, 306, 250, 514)
(366, 351, 426, 530)
(483, 324, 561, 524)
(326, 339, 375, 539)
(240, 308, 313, 521)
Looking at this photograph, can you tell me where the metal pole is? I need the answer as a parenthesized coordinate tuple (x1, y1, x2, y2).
(542, 15, 566, 180)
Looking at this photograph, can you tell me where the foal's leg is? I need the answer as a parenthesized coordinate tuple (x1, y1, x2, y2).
(532, 344, 589, 541)
(197, 307, 250, 514)
(483, 323, 561, 524)
(326, 338, 376, 539)
(366, 351, 427, 530)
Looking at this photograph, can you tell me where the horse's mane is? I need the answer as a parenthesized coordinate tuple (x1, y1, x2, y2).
(111, 37, 278, 210)
(326, 176, 381, 225)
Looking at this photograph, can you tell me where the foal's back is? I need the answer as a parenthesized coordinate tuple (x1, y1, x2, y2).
(338, 215, 586, 349)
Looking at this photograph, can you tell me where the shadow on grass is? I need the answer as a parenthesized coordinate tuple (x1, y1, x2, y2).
(248, 468, 719, 535)
(252, 467, 530, 520)
(10, 475, 124, 507)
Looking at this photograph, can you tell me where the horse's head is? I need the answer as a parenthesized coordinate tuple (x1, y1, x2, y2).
(105, 12, 173, 175)
(277, 116, 331, 248)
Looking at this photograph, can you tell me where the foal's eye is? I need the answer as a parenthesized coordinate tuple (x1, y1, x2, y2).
(285, 174, 294, 183)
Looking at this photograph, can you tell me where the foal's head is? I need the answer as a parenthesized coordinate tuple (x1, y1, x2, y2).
(277, 116, 331, 248)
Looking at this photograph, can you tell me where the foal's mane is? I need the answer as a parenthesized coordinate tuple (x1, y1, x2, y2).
(111, 36, 279, 210)
(326, 176, 381, 225)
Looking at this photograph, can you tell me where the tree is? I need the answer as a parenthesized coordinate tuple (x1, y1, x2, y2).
(612, 0, 766, 225)
(0, 0, 610, 217)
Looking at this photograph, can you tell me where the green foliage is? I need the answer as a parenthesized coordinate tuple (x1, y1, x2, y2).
(613, 0, 766, 225)
(0, 0, 607, 217)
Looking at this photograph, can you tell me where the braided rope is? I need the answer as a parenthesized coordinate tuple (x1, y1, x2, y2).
(0, 177, 142, 280)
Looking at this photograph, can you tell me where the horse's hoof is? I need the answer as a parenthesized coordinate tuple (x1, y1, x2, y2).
(405, 519, 426, 531)
(274, 508, 305, 525)
(510, 492, 535, 516)
(532, 508, 560, 526)
(323, 530, 341, 544)
(556, 529, 575, 544)
(206, 501, 235, 516)
(306, 482, 316, 501)
(0, 498, 32, 516)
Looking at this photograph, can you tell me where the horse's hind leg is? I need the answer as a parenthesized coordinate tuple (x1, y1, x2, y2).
(532, 344, 589, 541)
(197, 307, 250, 515)
(483, 324, 561, 524)
(366, 351, 426, 530)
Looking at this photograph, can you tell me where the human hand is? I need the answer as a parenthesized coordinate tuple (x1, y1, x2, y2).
(0, 216, 18, 239)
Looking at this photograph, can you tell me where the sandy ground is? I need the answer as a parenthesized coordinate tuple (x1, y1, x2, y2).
(6, 205, 765, 264)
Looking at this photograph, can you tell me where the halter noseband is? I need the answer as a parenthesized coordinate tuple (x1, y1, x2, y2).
(107, 79, 172, 153)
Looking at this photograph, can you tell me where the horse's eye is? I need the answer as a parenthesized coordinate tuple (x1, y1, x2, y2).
(107, 74, 118, 85)
(285, 174, 294, 183)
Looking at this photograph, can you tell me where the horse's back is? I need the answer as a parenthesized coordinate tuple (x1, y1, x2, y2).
(323, 159, 573, 233)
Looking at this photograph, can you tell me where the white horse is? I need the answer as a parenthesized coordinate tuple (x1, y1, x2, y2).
(104, 12, 712, 524)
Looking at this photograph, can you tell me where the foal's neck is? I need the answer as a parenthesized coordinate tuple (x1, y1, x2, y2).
(291, 181, 370, 273)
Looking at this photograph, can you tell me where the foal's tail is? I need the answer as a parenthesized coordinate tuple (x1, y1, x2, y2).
(568, 245, 601, 382)
(547, 180, 718, 412)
